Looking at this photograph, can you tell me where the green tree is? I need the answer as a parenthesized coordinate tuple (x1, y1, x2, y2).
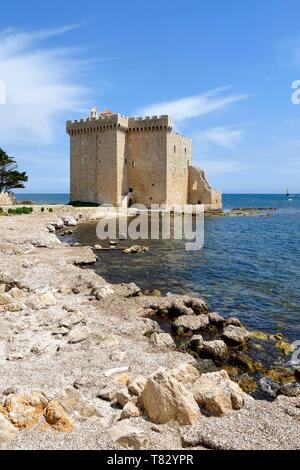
(0, 148, 28, 193)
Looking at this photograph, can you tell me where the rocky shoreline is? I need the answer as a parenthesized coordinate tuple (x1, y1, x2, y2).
(0, 210, 299, 450)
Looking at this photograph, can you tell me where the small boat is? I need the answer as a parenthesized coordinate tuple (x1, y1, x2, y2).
(286, 189, 290, 197)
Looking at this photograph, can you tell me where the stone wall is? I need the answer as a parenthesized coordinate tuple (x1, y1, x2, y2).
(127, 129, 168, 207)
(166, 133, 191, 206)
(188, 166, 222, 208)
(0, 193, 16, 206)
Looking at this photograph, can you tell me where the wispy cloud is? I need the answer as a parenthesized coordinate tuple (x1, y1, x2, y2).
(194, 127, 243, 149)
(137, 87, 249, 123)
(0, 26, 91, 146)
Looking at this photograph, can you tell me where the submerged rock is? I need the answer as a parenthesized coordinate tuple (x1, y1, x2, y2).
(237, 374, 258, 393)
(232, 352, 263, 373)
(123, 245, 149, 254)
(266, 367, 295, 384)
(275, 339, 295, 356)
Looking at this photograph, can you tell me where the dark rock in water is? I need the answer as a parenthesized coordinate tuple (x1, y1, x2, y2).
(222, 325, 251, 345)
(232, 352, 263, 373)
(266, 367, 295, 384)
(208, 312, 225, 325)
(237, 374, 257, 393)
(184, 297, 209, 315)
(259, 377, 280, 397)
(225, 317, 242, 327)
(199, 340, 228, 363)
(278, 382, 300, 397)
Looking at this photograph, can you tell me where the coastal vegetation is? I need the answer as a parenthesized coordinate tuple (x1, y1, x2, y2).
(0, 148, 28, 192)
(0, 206, 33, 215)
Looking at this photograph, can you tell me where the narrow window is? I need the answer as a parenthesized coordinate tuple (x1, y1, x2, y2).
(125, 158, 127, 165)
(174, 145, 176, 153)
(132, 161, 136, 168)
(185, 148, 187, 155)
(129, 188, 133, 193)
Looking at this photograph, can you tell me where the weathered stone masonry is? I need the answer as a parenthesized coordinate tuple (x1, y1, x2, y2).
(66, 108, 222, 210)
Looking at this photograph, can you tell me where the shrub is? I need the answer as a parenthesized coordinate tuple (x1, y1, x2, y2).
(7, 206, 33, 215)
(41, 207, 45, 212)
(48, 208, 53, 213)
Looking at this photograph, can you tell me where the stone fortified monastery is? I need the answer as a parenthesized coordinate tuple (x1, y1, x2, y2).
(66, 107, 222, 210)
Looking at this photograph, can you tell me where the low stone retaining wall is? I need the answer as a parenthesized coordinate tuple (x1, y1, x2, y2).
(0, 193, 16, 206)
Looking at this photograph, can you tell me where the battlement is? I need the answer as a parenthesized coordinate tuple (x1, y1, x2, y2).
(128, 114, 172, 131)
(66, 113, 129, 135)
(66, 108, 174, 134)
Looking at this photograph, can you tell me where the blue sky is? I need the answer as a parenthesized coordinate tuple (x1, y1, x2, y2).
(0, 0, 300, 193)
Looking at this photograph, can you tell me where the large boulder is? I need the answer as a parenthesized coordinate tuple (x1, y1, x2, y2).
(222, 325, 251, 345)
(141, 369, 200, 425)
(193, 370, 246, 416)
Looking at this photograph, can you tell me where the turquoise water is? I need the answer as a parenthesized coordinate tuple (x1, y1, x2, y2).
(19, 193, 300, 341)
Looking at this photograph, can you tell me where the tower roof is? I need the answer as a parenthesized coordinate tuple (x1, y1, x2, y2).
(100, 108, 113, 116)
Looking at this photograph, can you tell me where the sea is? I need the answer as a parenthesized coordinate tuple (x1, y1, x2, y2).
(17, 193, 300, 342)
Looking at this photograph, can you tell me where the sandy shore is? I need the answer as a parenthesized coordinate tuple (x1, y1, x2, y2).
(0, 210, 299, 450)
